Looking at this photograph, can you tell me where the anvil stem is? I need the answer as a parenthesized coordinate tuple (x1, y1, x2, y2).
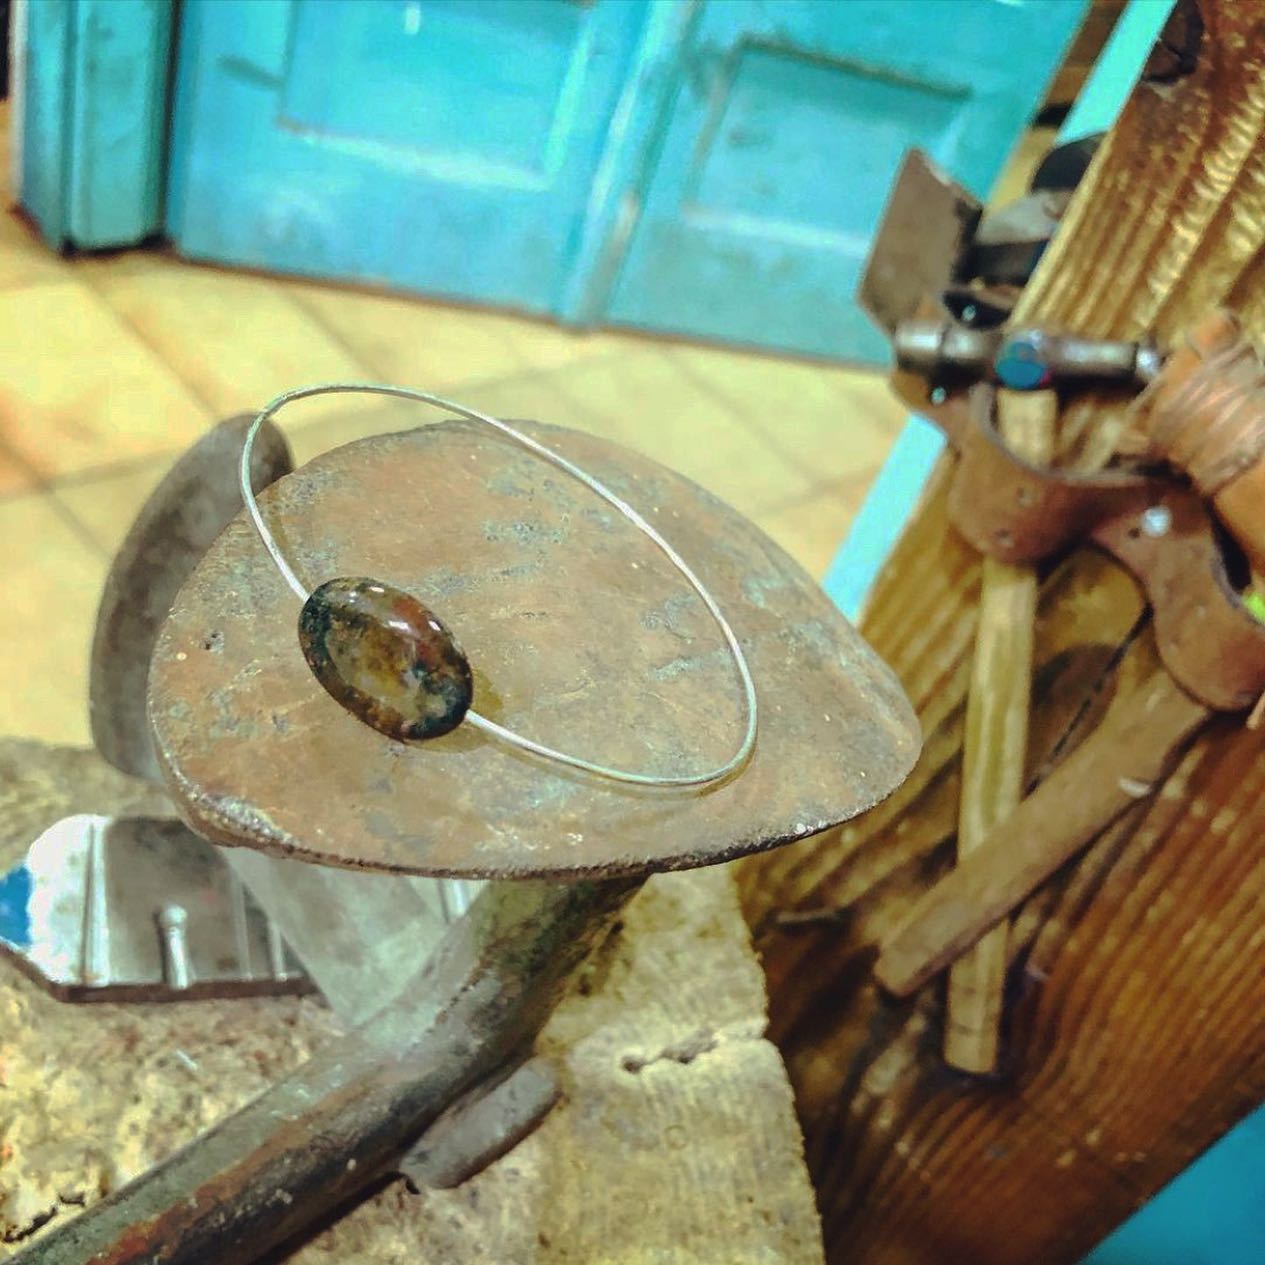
(14, 875, 641, 1265)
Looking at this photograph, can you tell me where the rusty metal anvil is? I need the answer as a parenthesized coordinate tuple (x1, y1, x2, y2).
(11, 411, 919, 1264)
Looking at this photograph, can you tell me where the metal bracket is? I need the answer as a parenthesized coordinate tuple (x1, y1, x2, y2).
(0, 814, 310, 1002)
(860, 149, 983, 337)
(860, 145, 1090, 342)
(860, 146, 1265, 715)
(399, 1057, 563, 1190)
(942, 385, 1265, 712)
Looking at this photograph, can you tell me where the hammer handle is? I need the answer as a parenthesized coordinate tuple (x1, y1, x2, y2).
(877, 659, 1209, 998)
(943, 389, 1055, 1073)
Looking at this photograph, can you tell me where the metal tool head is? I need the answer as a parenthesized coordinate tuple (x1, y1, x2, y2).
(859, 148, 982, 338)
(82, 411, 476, 1018)
(91, 414, 293, 784)
(149, 419, 920, 879)
(0, 813, 308, 1002)
(969, 191, 1072, 288)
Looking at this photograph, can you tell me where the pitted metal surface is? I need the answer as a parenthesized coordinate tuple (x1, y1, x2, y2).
(148, 420, 919, 879)
(91, 414, 293, 784)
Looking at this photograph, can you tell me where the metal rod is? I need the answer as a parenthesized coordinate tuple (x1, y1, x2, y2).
(80, 817, 109, 989)
(14, 875, 639, 1265)
(155, 904, 192, 991)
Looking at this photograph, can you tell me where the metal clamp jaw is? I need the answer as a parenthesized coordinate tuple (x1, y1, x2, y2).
(861, 150, 1265, 714)
(895, 319, 1162, 393)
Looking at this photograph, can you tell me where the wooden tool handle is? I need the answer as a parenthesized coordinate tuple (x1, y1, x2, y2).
(943, 389, 1056, 1072)
(877, 652, 1210, 998)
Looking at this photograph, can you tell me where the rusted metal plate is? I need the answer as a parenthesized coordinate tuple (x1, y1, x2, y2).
(859, 148, 981, 338)
(149, 420, 919, 879)
(81, 411, 475, 1018)
(91, 415, 293, 784)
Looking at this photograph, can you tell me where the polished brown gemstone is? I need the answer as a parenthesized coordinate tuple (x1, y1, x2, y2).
(298, 578, 473, 740)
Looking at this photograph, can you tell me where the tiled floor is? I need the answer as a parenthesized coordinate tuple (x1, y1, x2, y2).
(0, 116, 918, 749)
(1, 90, 1063, 752)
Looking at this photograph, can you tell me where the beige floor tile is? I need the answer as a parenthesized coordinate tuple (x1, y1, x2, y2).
(0, 206, 71, 292)
(0, 281, 210, 478)
(753, 474, 878, 581)
(668, 344, 904, 483)
(0, 493, 103, 745)
(51, 458, 171, 558)
(78, 255, 379, 422)
(0, 437, 39, 497)
(291, 285, 532, 387)
(457, 371, 591, 430)
(290, 283, 639, 387)
(54, 399, 432, 555)
(492, 348, 810, 516)
(493, 310, 651, 373)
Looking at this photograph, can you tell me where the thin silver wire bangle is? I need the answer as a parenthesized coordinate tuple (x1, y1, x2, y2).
(239, 383, 758, 789)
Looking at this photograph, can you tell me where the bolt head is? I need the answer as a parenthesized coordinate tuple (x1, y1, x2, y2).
(157, 903, 189, 930)
(1141, 505, 1172, 538)
(996, 334, 1052, 391)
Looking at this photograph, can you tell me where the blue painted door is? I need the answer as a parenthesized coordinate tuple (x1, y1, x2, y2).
(603, 0, 1087, 362)
(167, 0, 647, 313)
(165, 0, 1084, 360)
(19, 0, 172, 249)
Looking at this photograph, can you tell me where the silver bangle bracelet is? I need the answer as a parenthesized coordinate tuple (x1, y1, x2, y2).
(239, 383, 758, 789)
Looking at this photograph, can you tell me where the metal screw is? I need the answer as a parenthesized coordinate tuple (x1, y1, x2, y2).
(1141, 505, 1172, 538)
(157, 904, 192, 990)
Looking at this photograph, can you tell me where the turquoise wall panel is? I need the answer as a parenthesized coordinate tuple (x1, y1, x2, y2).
(283, 0, 588, 167)
(18, 0, 76, 247)
(166, 0, 647, 315)
(19, 0, 170, 249)
(162, 0, 1085, 362)
(605, 0, 1088, 363)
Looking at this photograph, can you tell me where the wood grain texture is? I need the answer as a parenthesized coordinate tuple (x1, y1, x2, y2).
(0, 746, 823, 1262)
(945, 390, 1057, 1073)
(741, 4, 1265, 1260)
(1043, 0, 1128, 109)
(878, 635, 1212, 997)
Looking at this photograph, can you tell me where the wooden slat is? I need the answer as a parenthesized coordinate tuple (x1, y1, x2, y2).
(739, 3, 1265, 1260)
